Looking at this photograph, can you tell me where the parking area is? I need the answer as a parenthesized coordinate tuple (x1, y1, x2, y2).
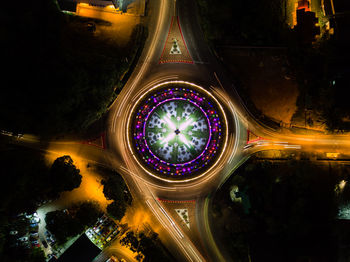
(85, 215, 128, 249)
(7, 212, 58, 261)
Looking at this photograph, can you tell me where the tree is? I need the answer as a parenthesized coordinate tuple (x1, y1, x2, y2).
(120, 231, 139, 252)
(101, 175, 125, 202)
(45, 209, 80, 244)
(120, 230, 174, 262)
(74, 201, 102, 226)
(27, 247, 46, 262)
(45, 201, 102, 244)
(50, 155, 82, 193)
(106, 200, 127, 221)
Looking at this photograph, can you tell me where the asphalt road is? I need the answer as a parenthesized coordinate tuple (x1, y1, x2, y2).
(5, 0, 350, 261)
(104, 0, 350, 260)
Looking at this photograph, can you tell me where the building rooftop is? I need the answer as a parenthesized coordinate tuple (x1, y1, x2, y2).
(57, 234, 100, 262)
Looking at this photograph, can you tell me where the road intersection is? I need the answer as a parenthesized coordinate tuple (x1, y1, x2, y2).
(6, 0, 350, 261)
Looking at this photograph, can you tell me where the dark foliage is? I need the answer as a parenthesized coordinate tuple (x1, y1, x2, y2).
(196, 0, 293, 46)
(196, 0, 350, 132)
(120, 230, 174, 261)
(102, 175, 125, 202)
(106, 200, 126, 221)
(50, 155, 82, 193)
(102, 172, 132, 221)
(213, 159, 343, 261)
(0, 0, 144, 137)
(45, 201, 102, 244)
(0, 142, 82, 260)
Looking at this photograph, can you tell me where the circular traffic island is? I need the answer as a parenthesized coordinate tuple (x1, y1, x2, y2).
(128, 82, 227, 182)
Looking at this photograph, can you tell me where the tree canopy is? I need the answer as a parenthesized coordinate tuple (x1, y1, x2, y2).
(0, 0, 145, 136)
(50, 155, 82, 193)
(45, 201, 102, 244)
(0, 142, 83, 260)
(106, 200, 127, 221)
(213, 158, 345, 261)
(120, 230, 174, 262)
(101, 172, 132, 221)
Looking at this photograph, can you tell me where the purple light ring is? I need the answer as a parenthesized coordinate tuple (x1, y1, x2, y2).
(142, 97, 212, 166)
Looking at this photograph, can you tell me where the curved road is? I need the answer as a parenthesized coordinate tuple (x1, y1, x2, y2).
(104, 0, 350, 261)
(7, 0, 350, 261)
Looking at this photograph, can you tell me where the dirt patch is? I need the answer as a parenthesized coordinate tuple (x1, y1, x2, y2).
(220, 47, 299, 124)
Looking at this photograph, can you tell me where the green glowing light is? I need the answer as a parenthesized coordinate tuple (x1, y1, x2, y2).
(145, 100, 209, 164)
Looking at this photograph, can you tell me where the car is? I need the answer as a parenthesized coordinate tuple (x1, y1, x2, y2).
(94, 227, 102, 233)
(47, 236, 55, 245)
(30, 223, 38, 228)
(42, 240, 48, 248)
(31, 240, 39, 245)
(1, 130, 12, 136)
(30, 236, 39, 241)
(106, 236, 113, 242)
(106, 256, 118, 262)
(30, 232, 39, 237)
(18, 236, 28, 241)
(10, 231, 18, 235)
(25, 213, 33, 219)
(31, 217, 40, 223)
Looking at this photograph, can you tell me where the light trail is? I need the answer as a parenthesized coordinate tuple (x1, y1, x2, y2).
(145, 199, 194, 262)
(115, 0, 167, 117)
(118, 166, 179, 192)
(132, 75, 179, 102)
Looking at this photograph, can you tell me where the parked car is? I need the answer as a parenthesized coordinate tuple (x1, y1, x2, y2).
(30, 236, 39, 242)
(25, 214, 33, 219)
(18, 236, 28, 241)
(47, 237, 55, 245)
(31, 217, 40, 223)
(10, 231, 18, 235)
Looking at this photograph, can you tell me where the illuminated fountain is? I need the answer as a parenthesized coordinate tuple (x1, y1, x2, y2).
(129, 82, 226, 181)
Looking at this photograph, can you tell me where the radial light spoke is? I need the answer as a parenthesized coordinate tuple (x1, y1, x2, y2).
(179, 118, 193, 131)
(161, 133, 176, 144)
(163, 116, 177, 130)
(179, 134, 192, 148)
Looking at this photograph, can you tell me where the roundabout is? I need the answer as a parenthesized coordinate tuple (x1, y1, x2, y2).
(127, 81, 228, 182)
